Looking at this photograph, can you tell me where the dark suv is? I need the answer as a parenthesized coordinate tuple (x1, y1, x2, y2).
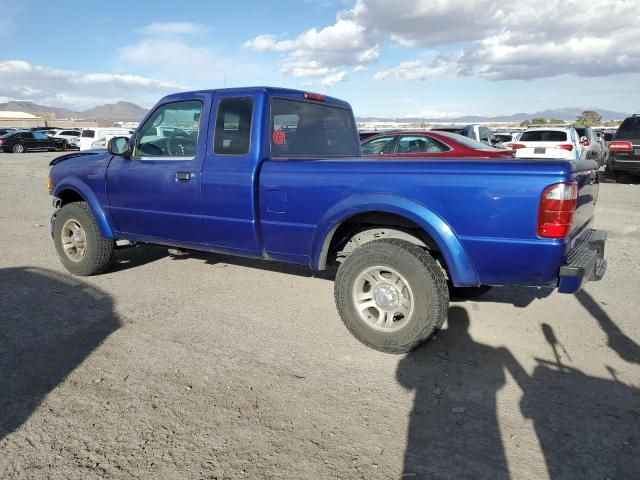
(606, 115, 640, 181)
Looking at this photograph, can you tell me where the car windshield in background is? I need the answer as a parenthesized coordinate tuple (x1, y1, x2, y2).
(435, 131, 495, 150)
(494, 134, 512, 142)
(81, 130, 95, 138)
(271, 98, 360, 157)
(574, 128, 587, 137)
(615, 117, 640, 139)
(520, 131, 567, 142)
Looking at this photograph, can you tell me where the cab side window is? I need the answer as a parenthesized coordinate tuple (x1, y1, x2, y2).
(135, 100, 202, 159)
(214, 97, 253, 155)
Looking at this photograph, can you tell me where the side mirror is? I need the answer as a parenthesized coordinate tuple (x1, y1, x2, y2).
(580, 136, 590, 147)
(108, 136, 131, 157)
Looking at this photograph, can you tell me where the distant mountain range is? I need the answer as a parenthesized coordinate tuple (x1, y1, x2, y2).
(0, 101, 148, 122)
(357, 107, 632, 124)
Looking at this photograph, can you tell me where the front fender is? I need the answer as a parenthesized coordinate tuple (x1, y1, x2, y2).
(53, 178, 115, 239)
(310, 193, 479, 286)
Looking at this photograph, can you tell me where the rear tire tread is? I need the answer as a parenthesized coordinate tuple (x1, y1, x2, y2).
(334, 238, 449, 354)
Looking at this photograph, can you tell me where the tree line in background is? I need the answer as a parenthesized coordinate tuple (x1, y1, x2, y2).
(519, 110, 620, 128)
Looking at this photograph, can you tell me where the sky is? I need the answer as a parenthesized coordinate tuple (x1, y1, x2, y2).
(1, 0, 639, 118)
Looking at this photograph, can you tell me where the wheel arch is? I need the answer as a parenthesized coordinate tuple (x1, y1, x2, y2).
(53, 180, 115, 239)
(310, 194, 479, 286)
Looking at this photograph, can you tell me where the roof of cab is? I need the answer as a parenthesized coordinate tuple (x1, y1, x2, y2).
(158, 86, 352, 109)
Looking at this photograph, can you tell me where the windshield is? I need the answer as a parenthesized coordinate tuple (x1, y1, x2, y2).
(271, 98, 360, 157)
(519, 130, 568, 142)
(615, 117, 640, 139)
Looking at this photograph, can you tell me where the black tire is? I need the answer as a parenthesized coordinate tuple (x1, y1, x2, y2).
(449, 284, 492, 300)
(12, 143, 25, 153)
(334, 239, 449, 354)
(604, 168, 618, 183)
(53, 202, 115, 276)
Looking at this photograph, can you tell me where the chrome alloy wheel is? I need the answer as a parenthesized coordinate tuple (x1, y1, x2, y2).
(351, 265, 414, 332)
(61, 218, 88, 262)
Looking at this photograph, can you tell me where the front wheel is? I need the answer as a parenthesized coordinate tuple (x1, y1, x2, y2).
(53, 202, 115, 276)
(334, 239, 449, 354)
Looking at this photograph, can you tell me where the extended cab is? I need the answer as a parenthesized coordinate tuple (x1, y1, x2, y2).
(48, 87, 607, 353)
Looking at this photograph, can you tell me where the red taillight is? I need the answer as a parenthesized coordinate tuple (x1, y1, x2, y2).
(0, 139, 4, 145)
(304, 92, 325, 101)
(555, 144, 574, 151)
(581, 139, 590, 147)
(609, 140, 633, 152)
(511, 143, 526, 149)
(538, 182, 578, 239)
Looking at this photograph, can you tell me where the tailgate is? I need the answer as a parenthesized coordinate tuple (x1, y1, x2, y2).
(570, 160, 599, 241)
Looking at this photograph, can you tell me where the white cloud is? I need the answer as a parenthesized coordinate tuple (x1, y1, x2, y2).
(140, 22, 207, 36)
(245, 18, 380, 79)
(247, 0, 640, 82)
(320, 71, 348, 86)
(0, 60, 179, 109)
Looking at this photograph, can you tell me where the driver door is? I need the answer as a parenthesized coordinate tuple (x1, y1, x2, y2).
(106, 96, 211, 245)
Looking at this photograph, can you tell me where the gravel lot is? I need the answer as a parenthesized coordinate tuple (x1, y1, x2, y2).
(1, 152, 639, 480)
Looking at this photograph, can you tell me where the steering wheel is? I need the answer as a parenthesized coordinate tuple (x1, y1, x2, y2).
(166, 129, 196, 157)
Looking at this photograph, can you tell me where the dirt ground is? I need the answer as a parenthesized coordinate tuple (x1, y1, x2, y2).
(1, 152, 638, 480)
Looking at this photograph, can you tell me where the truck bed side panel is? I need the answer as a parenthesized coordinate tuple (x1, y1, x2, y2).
(258, 158, 578, 286)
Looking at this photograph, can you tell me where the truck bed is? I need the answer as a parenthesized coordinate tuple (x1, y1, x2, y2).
(258, 156, 599, 287)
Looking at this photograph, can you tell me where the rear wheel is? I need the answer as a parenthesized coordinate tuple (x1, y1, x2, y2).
(604, 168, 618, 183)
(53, 202, 115, 276)
(12, 143, 24, 153)
(334, 239, 448, 354)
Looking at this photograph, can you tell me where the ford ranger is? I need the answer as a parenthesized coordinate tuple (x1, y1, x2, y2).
(48, 87, 607, 353)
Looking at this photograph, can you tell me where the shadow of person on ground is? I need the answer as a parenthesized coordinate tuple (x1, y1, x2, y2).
(469, 286, 554, 308)
(521, 323, 640, 479)
(396, 306, 529, 479)
(397, 307, 640, 479)
(0, 267, 120, 441)
(576, 289, 640, 364)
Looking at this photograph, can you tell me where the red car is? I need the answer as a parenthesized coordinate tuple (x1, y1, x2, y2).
(361, 131, 514, 158)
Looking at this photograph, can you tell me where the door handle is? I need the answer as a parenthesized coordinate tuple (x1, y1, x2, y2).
(176, 172, 193, 181)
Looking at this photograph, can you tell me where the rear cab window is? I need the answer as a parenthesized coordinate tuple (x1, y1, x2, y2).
(270, 97, 360, 157)
(81, 130, 95, 138)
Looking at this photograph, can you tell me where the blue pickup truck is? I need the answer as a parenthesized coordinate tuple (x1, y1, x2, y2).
(48, 87, 607, 353)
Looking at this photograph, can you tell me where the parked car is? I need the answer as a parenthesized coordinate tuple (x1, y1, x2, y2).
(493, 132, 522, 149)
(605, 114, 640, 181)
(48, 87, 607, 354)
(48, 129, 81, 150)
(78, 127, 132, 151)
(512, 127, 584, 160)
(0, 128, 17, 136)
(431, 124, 498, 147)
(574, 126, 605, 166)
(0, 131, 56, 153)
(361, 131, 514, 158)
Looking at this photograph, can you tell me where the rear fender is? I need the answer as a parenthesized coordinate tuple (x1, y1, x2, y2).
(53, 179, 115, 239)
(311, 194, 479, 286)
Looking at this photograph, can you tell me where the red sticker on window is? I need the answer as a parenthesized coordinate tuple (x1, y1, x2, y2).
(273, 130, 287, 145)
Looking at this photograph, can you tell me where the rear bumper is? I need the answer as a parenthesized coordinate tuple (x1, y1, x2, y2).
(558, 229, 607, 293)
(610, 155, 640, 172)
